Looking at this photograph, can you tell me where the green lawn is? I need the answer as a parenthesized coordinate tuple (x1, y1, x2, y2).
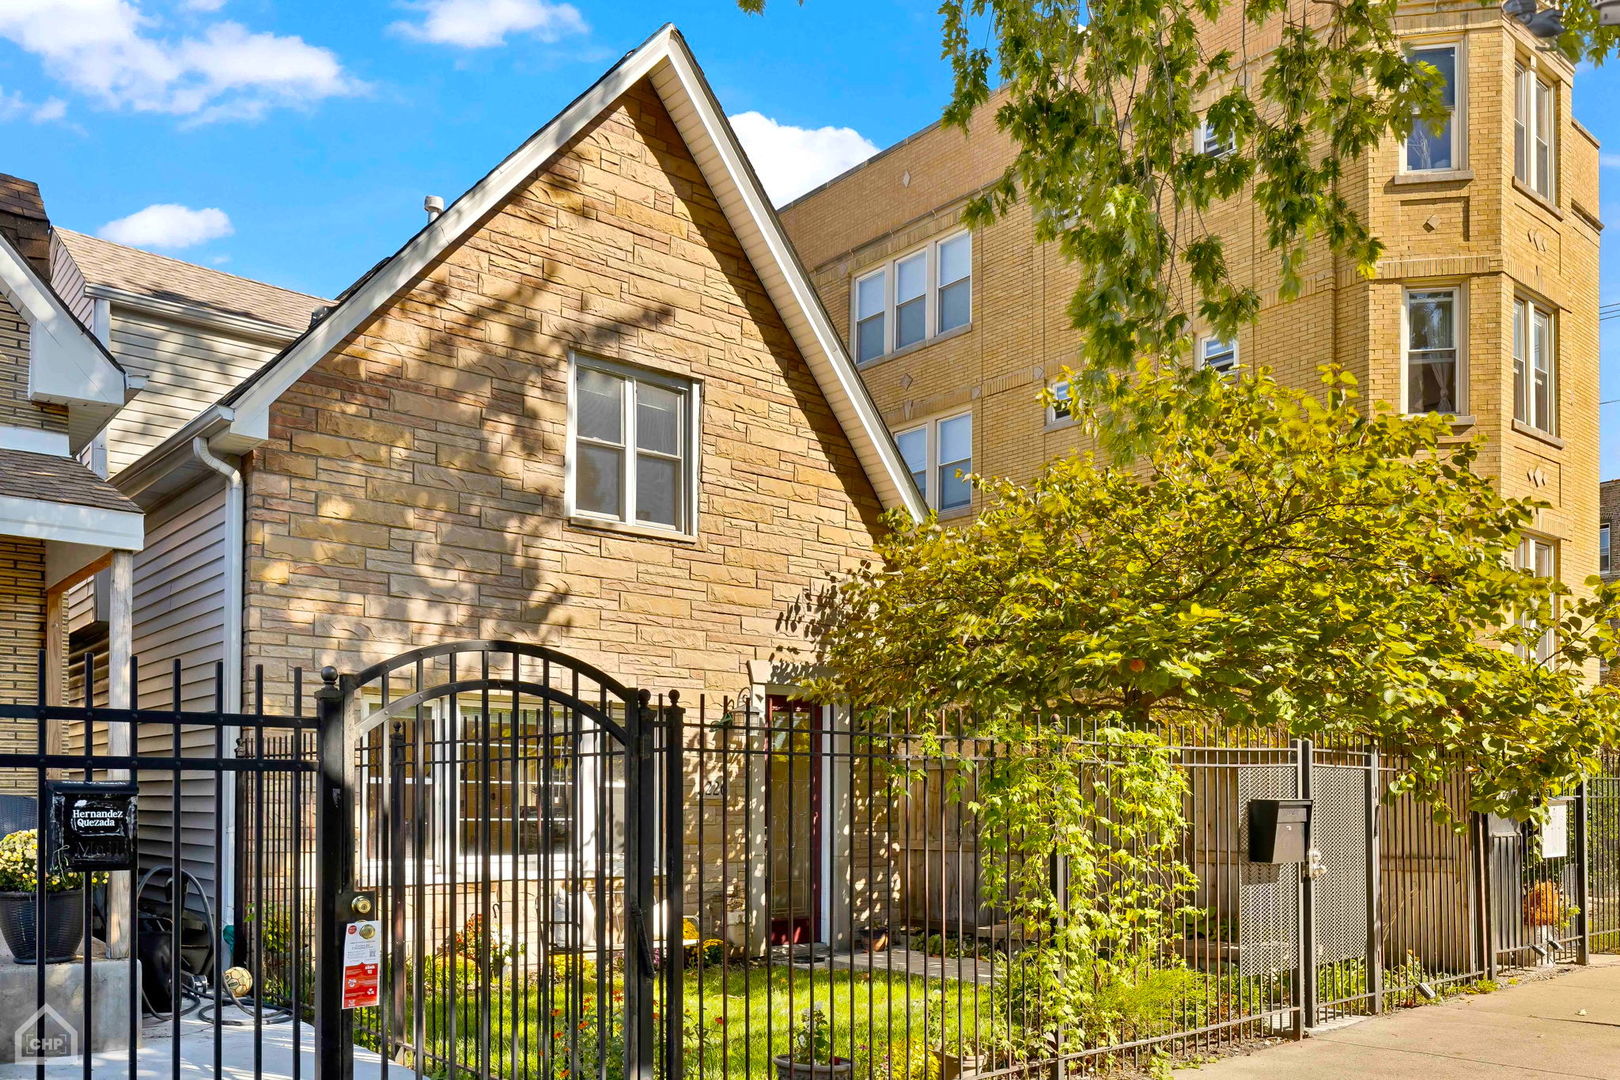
(355, 961, 978, 1080)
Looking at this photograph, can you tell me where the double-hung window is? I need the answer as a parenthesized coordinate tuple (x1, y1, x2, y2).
(1515, 63, 1556, 200)
(1601, 523, 1612, 576)
(1404, 287, 1462, 415)
(1513, 297, 1556, 434)
(1515, 536, 1557, 663)
(1405, 44, 1459, 172)
(1047, 380, 1075, 425)
(569, 355, 699, 535)
(1199, 337, 1238, 376)
(896, 412, 973, 513)
(852, 232, 972, 362)
(1197, 117, 1234, 157)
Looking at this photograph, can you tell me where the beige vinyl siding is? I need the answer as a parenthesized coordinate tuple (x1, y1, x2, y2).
(103, 311, 285, 474)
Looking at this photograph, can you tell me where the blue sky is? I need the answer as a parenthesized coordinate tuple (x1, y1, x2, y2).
(2, 1, 1617, 475)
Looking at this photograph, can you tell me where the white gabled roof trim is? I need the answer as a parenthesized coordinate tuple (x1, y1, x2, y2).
(0, 235, 124, 411)
(0, 493, 143, 551)
(224, 25, 924, 521)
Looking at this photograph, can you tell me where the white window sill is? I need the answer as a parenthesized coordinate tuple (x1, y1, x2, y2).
(1511, 177, 1563, 220)
(567, 515, 697, 544)
(856, 323, 973, 370)
(1512, 419, 1564, 449)
(1392, 168, 1474, 186)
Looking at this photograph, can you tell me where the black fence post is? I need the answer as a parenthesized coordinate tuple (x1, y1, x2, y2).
(625, 688, 656, 1080)
(315, 668, 354, 1080)
(1576, 782, 1591, 965)
(1297, 737, 1317, 1033)
(664, 691, 686, 1080)
(1365, 746, 1382, 1013)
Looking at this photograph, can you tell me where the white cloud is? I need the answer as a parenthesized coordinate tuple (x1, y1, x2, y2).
(182, 0, 227, 10)
(31, 97, 66, 122)
(1601, 153, 1620, 170)
(0, 86, 68, 124)
(391, 0, 588, 49)
(0, 1, 363, 122)
(728, 111, 880, 206)
(98, 204, 233, 249)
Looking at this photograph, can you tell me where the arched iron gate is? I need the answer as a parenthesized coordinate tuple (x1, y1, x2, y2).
(313, 641, 682, 1080)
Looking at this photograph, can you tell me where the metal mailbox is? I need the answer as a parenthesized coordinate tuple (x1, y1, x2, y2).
(1247, 798, 1311, 864)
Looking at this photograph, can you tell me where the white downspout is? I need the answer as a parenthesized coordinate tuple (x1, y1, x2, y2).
(192, 436, 243, 932)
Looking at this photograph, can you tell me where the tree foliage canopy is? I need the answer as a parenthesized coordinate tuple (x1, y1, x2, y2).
(799, 368, 1620, 822)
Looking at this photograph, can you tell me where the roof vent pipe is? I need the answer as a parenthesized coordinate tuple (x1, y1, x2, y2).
(424, 195, 445, 222)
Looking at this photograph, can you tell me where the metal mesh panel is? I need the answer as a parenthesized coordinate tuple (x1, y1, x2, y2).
(1237, 764, 1300, 977)
(1313, 765, 1370, 966)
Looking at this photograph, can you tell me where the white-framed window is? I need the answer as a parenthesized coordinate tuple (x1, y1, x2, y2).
(1402, 286, 1464, 415)
(1198, 336, 1238, 376)
(1405, 42, 1461, 173)
(1513, 296, 1556, 434)
(1515, 62, 1556, 200)
(1515, 536, 1557, 663)
(1601, 522, 1611, 576)
(851, 232, 972, 363)
(1047, 380, 1075, 425)
(1197, 117, 1233, 157)
(895, 411, 973, 513)
(567, 353, 700, 536)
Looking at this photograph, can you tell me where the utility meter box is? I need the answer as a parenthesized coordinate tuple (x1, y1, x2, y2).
(1248, 799, 1311, 864)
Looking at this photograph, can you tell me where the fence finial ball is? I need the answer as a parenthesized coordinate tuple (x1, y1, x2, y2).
(321, 665, 339, 687)
(669, 689, 681, 706)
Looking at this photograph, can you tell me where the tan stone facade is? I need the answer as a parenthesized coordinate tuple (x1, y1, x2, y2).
(241, 81, 887, 705)
(780, 4, 1602, 603)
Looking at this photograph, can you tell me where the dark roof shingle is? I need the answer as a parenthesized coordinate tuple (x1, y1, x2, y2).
(0, 449, 142, 514)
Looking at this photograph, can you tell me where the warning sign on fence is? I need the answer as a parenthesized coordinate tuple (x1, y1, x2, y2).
(341, 920, 381, 1010)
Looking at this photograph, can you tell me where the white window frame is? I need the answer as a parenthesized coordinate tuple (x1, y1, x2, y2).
(1197, 335, 1239, 376)
(1197, 117, 1233, 157)
(1047, 380, 1076, 427)
(1601, 522, 1611, 576)
(1513, 296, 1557, 435)
(565, 352, 701, 538)
(850, 231, 972, 364)
(1515, 59, 1556, 201)
(1402, 39, 1465, 174)
(1400, 284, 1467, 417)
(1515, 535, 1557, 663)
(895, 410, 973, 513)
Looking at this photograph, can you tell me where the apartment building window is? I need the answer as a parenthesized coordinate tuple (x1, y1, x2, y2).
(1048, 380, 1075, 425)
(852, 232, 972, 363)
(1515, 536, 1557, 663)
(1199, 337, 1238, 376)
(1601, 522, 1611, 576)
(1197, 117, 1234, 157)
(568, 354, 699, 535)
(1515, 63, 1556, 200)
(896, 411, 972, 512)
(1405, 44, 1459, 172)
(1403, 288, 1462, 415)
(1513, 297, 1556, 434)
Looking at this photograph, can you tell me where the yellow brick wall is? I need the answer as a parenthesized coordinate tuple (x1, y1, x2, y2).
(0, 538, 45, 793)
(241, 80, 887, 705)
(781, 3, 1599, 612)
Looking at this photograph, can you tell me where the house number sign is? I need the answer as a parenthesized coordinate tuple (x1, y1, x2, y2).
(46, 780, 138, 871)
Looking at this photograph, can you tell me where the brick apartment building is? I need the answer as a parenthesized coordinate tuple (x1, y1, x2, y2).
(780, 1, 1602, 611)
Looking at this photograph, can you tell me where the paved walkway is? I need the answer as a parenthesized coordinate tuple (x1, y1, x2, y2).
(1193, 957, 1620, 1079)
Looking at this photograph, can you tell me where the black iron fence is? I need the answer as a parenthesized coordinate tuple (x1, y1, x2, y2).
(6, 644, 1620, 1080)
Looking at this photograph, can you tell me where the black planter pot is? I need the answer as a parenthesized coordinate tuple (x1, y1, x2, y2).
(0, 890, 86, 964)
(773, 1056, 853, 1080)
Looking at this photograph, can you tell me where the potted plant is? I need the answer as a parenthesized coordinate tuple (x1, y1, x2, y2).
(774, 1005, 852, 1080)
(0, 829, 101, 963)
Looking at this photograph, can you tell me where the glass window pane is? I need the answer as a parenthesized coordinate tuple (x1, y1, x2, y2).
(635, 454, 681, 528)
(1601, 524, 1611, 574)
(896, 428, 927, 497)
(938, 234, 971, 286)
(1408, 354, 1458, 414)
(1513, 301, 1527, 423)
(1203, 339, 1237, 374)
(896, 253, 926, 303)
(938, 466, 971, 511)
(937, 414, 972, 465)
(896, 297, 926, 349)
(636, 383, 682, 455)
(577, 443, 623, 518)
(938, 279, 970, 333)
(1514, 68, 1529, 181)
(1406, 47, 1455, 171)
(857, 271, 885, 320)
(857, 314, 885, 363)
(1415, 46, 1456, 108)
(1408, 292, 1455, 350)
(578, 368, 624, 443)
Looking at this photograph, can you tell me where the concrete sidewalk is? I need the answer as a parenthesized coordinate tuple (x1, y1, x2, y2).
(1191, 957, 1620, 1079)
